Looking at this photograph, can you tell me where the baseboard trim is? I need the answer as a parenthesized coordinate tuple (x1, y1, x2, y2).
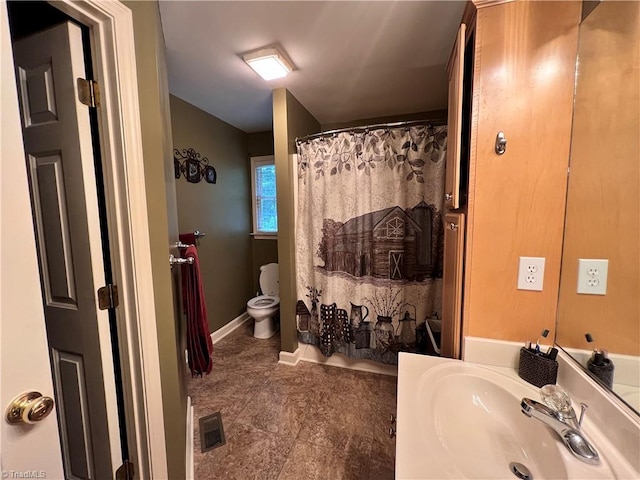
(210, 312, 251, 345)
(296, 343, 398, 376)
(186, 312, 252, 365)
(185, 395, 194, 480)
(278, 348, 301, 366)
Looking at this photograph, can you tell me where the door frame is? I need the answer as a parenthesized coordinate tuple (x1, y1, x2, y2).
(27, 1, 167, 477)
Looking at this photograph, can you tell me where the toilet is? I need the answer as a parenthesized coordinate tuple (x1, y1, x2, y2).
(246, 263, 279, 339)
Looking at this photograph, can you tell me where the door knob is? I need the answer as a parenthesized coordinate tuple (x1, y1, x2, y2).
(5, 391, 55, 425)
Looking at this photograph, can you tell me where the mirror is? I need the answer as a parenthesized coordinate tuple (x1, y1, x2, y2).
(555, 1, 639, 413)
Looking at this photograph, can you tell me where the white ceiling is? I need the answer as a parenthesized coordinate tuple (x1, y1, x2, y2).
(159, 1, 466, 133)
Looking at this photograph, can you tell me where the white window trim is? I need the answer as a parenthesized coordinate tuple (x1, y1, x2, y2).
(250, 155, 277, 238)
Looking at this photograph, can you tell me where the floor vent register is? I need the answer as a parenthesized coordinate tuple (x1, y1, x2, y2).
(199, 412, 226, 452)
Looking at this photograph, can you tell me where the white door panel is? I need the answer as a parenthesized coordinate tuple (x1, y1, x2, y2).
(0, 2, 64, 476)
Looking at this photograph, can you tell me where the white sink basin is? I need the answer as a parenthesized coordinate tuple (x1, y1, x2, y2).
(396, 354, 632, 479)
(417, 363, 568, 479)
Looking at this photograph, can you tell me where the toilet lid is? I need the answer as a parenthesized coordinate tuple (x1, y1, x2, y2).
(259, 263, 279, 296)
(247, 295, 280, 309)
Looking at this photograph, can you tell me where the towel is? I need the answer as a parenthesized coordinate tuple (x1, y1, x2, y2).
(182, 245, 213, 376)
(179, 232, 196, 245)
(177, 240, 190, 318)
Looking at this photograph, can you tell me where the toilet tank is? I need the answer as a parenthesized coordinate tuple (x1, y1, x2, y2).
(259, 263, 279, 296)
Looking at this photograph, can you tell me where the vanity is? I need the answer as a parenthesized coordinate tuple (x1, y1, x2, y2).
(412, 0, 640, 477)
(395, 352, 640, 479)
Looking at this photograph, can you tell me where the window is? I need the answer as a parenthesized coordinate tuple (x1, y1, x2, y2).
(251, 156, 277, 237)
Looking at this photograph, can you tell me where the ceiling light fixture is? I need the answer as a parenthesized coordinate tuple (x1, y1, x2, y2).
(242, 45, 294, 81)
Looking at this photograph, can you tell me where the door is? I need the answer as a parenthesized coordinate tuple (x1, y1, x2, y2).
(0, 2, 64, 476)
(444, 23, 466, 210)
(441, 213, 465, 358)
(12, 21, 120, 479)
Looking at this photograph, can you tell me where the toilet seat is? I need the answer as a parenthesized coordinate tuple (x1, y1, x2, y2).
(259, 263, 279, 296)
(247, 295, 280, 309)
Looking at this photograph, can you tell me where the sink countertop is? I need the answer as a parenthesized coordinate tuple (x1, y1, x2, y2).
(396, 353, 536, 479)
(395, 352, 640, 480)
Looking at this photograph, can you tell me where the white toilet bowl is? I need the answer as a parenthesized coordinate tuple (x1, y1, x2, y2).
(246, 264, 279, 339)
(246, 295, 279, 339)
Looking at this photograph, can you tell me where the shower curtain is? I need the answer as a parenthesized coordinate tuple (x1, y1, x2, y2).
(295, 124, 447, 365)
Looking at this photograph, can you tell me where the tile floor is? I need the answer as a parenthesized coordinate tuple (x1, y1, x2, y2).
(189, 321, 397, 480)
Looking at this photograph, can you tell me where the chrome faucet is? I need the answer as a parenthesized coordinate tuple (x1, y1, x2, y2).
(521, 395, 600, 465)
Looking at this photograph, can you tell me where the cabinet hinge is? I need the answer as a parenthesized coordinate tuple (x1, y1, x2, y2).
(77, 78, 100, 108)
(115, 460, 135, 480)
(97, 284, 119, 310)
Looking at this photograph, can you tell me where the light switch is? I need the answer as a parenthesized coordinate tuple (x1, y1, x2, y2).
(577, 259, 608, 295)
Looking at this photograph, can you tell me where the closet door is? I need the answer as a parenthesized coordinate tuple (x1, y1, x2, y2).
(444, 23, 466, 210)
(441, 213, 465, 358)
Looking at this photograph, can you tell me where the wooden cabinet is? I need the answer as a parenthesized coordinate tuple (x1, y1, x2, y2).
(444, 24, 466, 210)
(441, 213, 465, 358)
(441, 0, 582, 357)
(441, 6, 476, 358)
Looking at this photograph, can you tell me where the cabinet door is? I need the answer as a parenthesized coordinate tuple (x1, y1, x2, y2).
(441, 213, 465, 359)
(444, 24, 466, 210)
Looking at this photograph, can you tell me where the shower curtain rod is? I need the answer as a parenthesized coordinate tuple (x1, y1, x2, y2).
(295, 118, 447, 144)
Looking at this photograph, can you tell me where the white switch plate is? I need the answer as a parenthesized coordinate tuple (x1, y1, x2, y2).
(577, 258, 608, 295)
(517, 256, 545, 291)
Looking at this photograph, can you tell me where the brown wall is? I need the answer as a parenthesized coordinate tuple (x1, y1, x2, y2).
(251, 239, 278, 294)
(556, 1, 640, 356)
(248, 130, 274, 157)
(248, 131, 278, 294)
(124, 2, 186, 478)
(273, 88, 320, 353)
(170, 95, 253, 332)
(463, 1, 581, 344)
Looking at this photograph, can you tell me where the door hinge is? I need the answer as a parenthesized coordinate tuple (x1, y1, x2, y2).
(77, 78, 100, 108)
(97, 284, 119, 310)
(115, 460, 135, 480)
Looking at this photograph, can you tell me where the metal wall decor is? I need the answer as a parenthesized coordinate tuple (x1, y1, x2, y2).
(174, 148, 217, 184)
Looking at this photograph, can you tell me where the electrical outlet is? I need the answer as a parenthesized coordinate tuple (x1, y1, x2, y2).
(577, 259, 608, 295)
(517, 257, 545, 291)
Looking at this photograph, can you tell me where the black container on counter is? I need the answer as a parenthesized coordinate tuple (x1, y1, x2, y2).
(518, 347, 558, 388)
